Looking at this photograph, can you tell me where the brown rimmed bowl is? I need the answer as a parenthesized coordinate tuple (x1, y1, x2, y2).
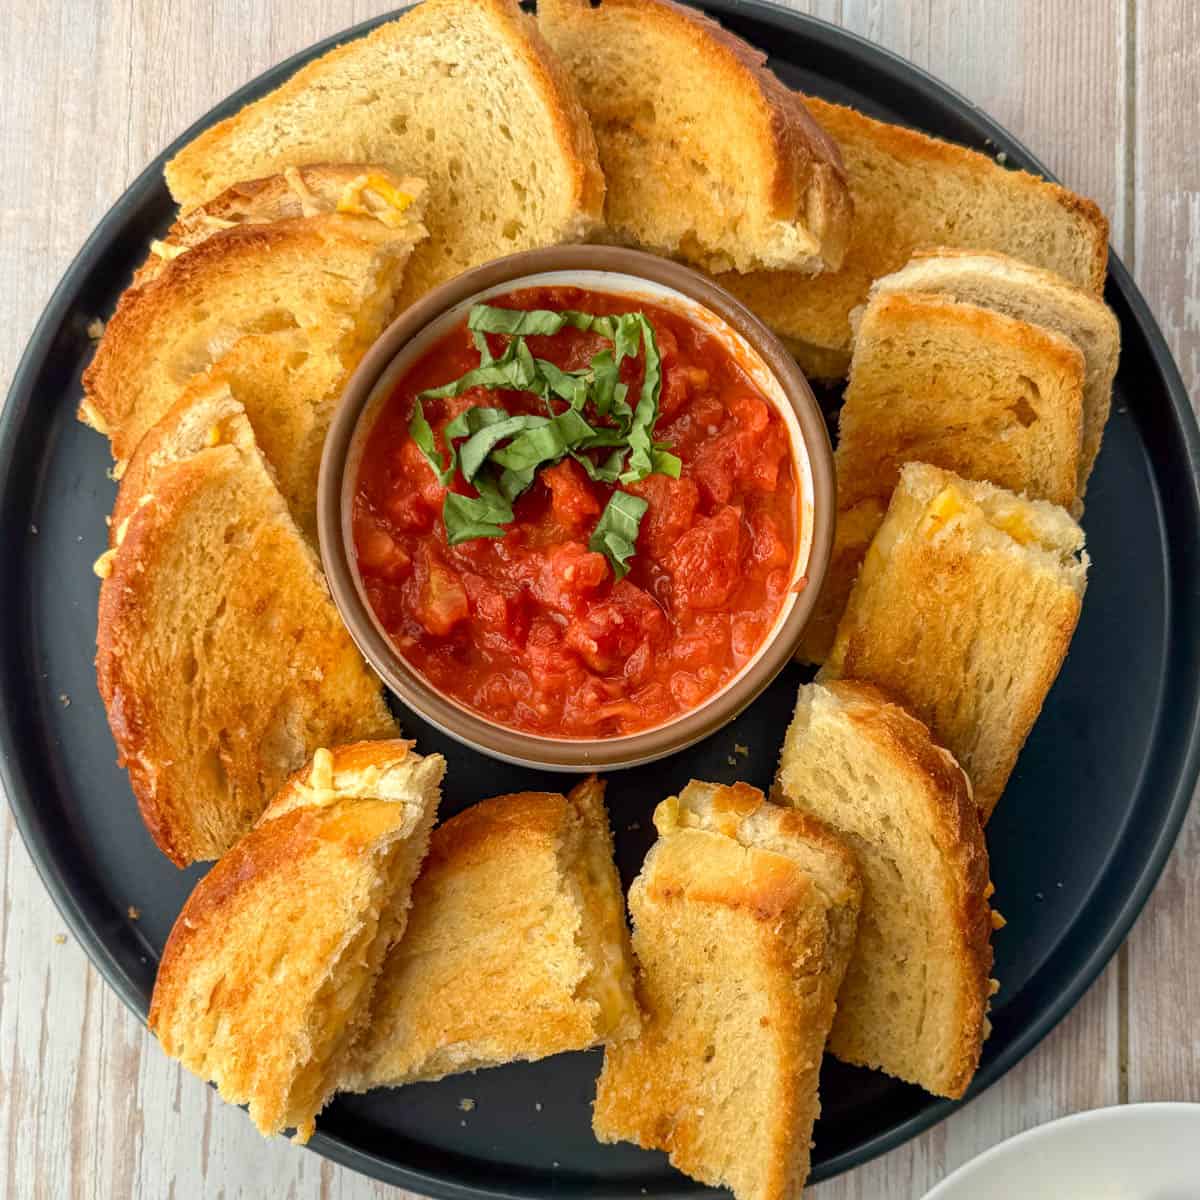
(318, 244, 834, 770)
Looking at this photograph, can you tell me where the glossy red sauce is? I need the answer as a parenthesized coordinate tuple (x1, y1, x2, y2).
(352, 285, 800, 737)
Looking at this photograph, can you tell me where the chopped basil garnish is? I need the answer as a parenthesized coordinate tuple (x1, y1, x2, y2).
(490, 408, 594, 475)
(409, 302, 678, 574)
(442, 489, 512, 544)
(409, 398, 454, 486)
(418, 334, 539, 400)
(588, 491, 649, 580)
(458, 414, 543, 481)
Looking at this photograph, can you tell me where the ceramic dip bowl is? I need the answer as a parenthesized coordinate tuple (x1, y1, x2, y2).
(319, 245, 834, 770)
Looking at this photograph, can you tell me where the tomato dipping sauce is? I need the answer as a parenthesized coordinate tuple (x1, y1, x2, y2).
(352, 285, 800, 738)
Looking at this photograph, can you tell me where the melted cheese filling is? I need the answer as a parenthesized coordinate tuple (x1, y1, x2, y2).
(570, 827, 636, 1034)
(336, 173, 415, 228)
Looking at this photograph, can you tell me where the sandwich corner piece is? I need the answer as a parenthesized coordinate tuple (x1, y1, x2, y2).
(148, 740, 444, 1143)
(95, 390, 399, 866)
(162, 0, 606, 305)
(777, 680, 997, 1099)
(800, 287, 1087, 664)
(537, 0, 853, 275)
(80, 164, 428, 474)
(823, 461, 1088, 820)
(593, 780, 861, 1200)
(344, 776, 639, 1090)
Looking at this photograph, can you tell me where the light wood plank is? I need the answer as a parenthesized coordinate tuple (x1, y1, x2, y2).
(1126, 0, 1200, 1107)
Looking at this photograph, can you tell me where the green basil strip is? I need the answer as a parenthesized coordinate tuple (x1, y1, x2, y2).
(588, 490, 649, 579)
(650, 447, 683, 479)
(467, 306, 571, 337)
(443, 405, 510, 442)
(578, 426, 629, 450)
(418, 334, 534, 400)
(443, 487, 514, 545)
(498, 465, 536, 502)
(572, 447, 627, 484)
(491, 407, 594, 474)
(409, 398, 455, 485)
(535, 358, 590, 408)
(458, 414, 547, 482)
(471, 467, 516, 516)
(468, 305, 640, 353)
(420, 305, 675, 563)
(610, 314, 643, 362)
(588, 349, 619, 418)
(609, 382, 633, 427)
(620, 315, 663, 482)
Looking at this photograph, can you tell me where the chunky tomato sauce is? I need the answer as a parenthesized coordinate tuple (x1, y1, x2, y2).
(352, 286, 799, 737)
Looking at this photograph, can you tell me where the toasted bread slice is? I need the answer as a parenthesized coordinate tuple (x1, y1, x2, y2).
(110, 329, 349, 544)
(822, 462, 1088, 820)
(538, 0, 851, 274)
(165, 0, 604, 305)
(720, 97, 1109, 379)
(841, 292, 1085, 510)
(345, 777, 639, 1090)
(132, 163, 427, 289)
(96, 385, 398, 866)
(150, 741, 444, 1142)
(800, 290, 1085, 661)
(81, 166, 425, 470)
(776, 681, 996, 1098)
(869, 248, 1121, 497)
(593, 781, 861, 1200)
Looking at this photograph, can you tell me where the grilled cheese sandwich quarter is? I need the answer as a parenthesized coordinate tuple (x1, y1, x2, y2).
(822, 462, 1088, 820)
(345, 777, 639, 1090)
(594, 781, 861, 1200)
(149, 741, 444, 1142)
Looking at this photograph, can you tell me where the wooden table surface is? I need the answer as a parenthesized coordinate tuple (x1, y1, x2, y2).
(1, 1, 1196, 1196)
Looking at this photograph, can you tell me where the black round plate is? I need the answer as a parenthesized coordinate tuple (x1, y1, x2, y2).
(2, 3, 1198, 1196)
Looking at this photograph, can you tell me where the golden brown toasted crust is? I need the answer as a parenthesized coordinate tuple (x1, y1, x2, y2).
(168, 0, 602, 213)
(792, 680, 994, 1097)
(514, 0, 608, 225)
(658, 779, 863, 908)
(421, 789, 569, 869)
(346, 777, 639, 1089)
(163, 0, 602, 305)
(720, 96, 1109, 374)
(150, 740, 443, 1142)
(639, 825, 815, 923)
(81, 216, 407, 465)
(875, 247, 1121, 499)
(807, 96, 1109, 293)
(96, 394, 397, 865)
(108, 328, 352, 546)
(596, 0, 849, 224)
(822, 462, 1087, 820)
(594, 783, 860, 1200)
(539, 0, 850, 273)
(105, 378, 236, 550)
(798, 289, 1086, 664)
(131, 164, 426, 290)
(152, 741, 418, 943)
(841, 291, 1085, 509)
